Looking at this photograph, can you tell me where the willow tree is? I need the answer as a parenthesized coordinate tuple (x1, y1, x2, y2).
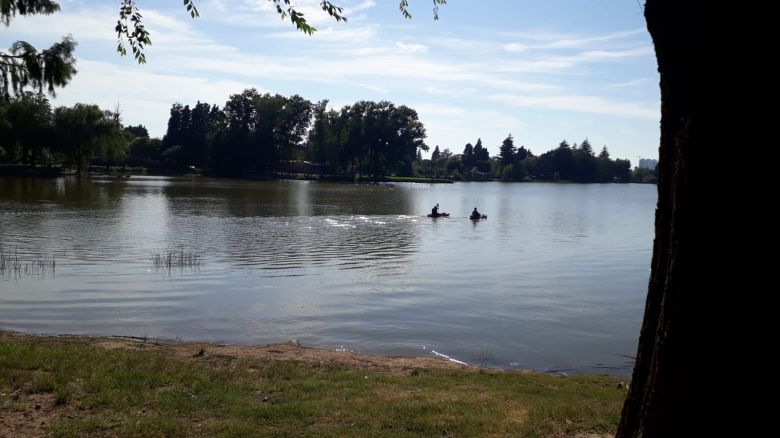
(0, 0, 77, 99)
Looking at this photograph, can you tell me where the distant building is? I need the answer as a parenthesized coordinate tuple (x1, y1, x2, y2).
(638, 158, 658, 170)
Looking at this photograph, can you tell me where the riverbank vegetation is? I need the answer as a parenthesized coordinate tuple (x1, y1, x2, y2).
(1, 333, 626, 437)
(0, 91, 654, 183)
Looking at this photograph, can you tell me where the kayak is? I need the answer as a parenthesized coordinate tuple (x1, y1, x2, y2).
(427, 212, 450, 218)
(470, 214, 488, 220)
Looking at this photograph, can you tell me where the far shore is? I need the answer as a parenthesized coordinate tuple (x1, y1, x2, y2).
(1, 331, 627, 437)
(0, 164, 656, 184)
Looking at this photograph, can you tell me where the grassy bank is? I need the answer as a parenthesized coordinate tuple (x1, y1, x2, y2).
(0, 333, 626, 437)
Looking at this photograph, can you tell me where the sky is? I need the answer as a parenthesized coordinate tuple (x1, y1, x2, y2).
(2, 0, 660, 161)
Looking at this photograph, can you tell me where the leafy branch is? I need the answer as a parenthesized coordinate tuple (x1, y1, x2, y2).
(0, 0, 60, 25)
(115, 1, 444, 64)
(0, 36, 77, 99)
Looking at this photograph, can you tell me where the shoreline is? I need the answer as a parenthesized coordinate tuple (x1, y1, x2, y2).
(1, 330, 632, 377)
(0, 165, 655, 184)
(1, 331, 626, 437)
(0, 331, 479, 375)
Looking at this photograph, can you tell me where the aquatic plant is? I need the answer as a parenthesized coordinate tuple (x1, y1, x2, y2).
(0, 245, 56, 280)
(151, 249, 202, 274)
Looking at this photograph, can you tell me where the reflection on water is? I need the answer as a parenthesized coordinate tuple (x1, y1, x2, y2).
(0, 176, 655, 375)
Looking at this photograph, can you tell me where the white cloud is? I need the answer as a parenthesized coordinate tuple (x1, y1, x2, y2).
(497, 47, 653, 73)
(609, 78, 654, 88)
(270, 24, 379, 43)
(347, 1, 377, 14)
(395, 42, 428, 53)
(422, 86, 477, 98)
(427, 36, 496, 53)
(356, 83, 388, 94)
(0, 8, 115, 42)
(541, 29, 647, 49)
(52, 60, 256, 137)
(488, 93, 659, 120)
(502, 28, 647, 50)
(206, 0, 228, 12)
(503, 43, 529, 53)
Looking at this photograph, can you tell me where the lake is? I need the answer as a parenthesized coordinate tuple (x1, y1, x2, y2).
(0, 176, 655, 375)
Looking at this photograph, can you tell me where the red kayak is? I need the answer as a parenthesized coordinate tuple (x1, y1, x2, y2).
(427, 212, 450, 218)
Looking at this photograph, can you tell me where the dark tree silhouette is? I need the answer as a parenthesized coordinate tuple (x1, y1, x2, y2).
(614, 0, 768, 435)
(499, 134, 516, 167)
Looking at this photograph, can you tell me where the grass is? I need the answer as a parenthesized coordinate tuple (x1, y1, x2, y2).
(0, 335, 626, 437)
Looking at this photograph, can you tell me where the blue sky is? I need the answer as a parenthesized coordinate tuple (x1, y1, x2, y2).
(2, 0, 660, 161)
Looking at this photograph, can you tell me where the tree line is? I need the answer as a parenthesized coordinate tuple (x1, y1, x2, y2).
(1, 90, 651, 183)
(151, 90, 427, 179)
(0, 92, 125, 173)
(423, 135, 652, 183)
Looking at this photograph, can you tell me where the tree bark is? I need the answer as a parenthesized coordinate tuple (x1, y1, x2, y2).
(617, 1, 769, 436)
(615, 4, 690, 436)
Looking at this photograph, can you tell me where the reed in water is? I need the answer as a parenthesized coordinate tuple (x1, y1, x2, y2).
(151, 249, 202, 273)
(0, 245, 56, 279)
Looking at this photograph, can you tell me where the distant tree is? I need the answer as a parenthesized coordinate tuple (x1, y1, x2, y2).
(572, 138, 597, 182)
(445, 154, 461, 175)
(0, 102, 9, 161)
(499, 134, 516, 167)
(516, 145, 529, 162)
(462, 142, 475, 170)
(162, 103, 185, 150)
(501, 163, 515, 181)
(53, 103, 123, 173)
(210, 89, 262, 176)
(123, 124, 149, 138)
(521, 155, 538, 179)
(307, 100, 331, 173)
(431, 145, 440, 162)
(473, 138, 490, 172)
(128, 136, 163, 166)
(430, 145, 440, 177)
(580, 138, 594, 156)
(0, 92, 52, 166)
(550, 140, 573, 180)
(595, 146, 613, 182)
(182, 101, 220, 169)
(207, 89, 316, 176)
(631, 166, 657, 184)
(612, 158, 631, 182)
(272, 94, 312, 173)
(324, 100, 426, 178)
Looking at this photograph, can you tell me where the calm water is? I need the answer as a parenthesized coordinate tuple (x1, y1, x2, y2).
(0, 176, 655, 374)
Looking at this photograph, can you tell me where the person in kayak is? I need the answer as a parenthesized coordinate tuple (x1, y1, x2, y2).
(431, 203, 440, 215)
(470, 207, 481, 219)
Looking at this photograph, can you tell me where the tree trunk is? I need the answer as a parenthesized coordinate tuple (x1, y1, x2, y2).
(617, 2, 767, 436)
(615, 4, 687, 434)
